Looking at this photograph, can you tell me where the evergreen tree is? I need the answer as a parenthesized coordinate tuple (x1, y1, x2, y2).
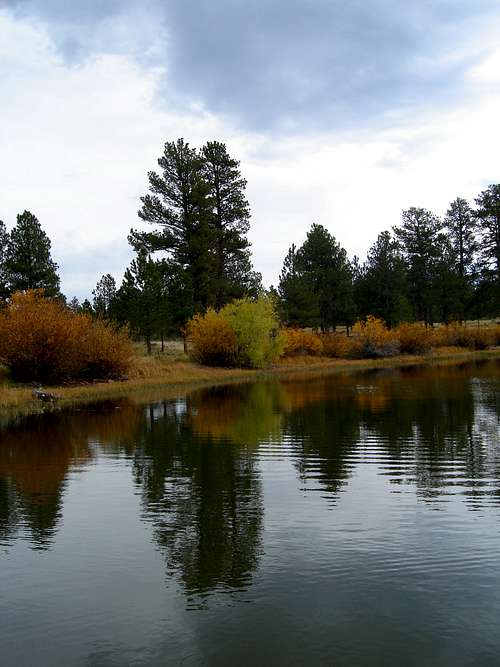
(131, 138, 212, 315)
(474, 185, 500, 316)
(298, 224, 355, 331)
(92, 273, 117, 318)
(202, 141, 257, 307)
(433, 233, 463, 323)
(115, 251, 166, 354)
(475, 184, 500, 281)
(356, 231, 411, 326)
(393, 208, 443, 325)
(4, 211, 60, 296)
(0, 220, 9, 299)
(444, 197, 478, 320)
(279, 225, 354, 330)
(278, 244, 317, 326)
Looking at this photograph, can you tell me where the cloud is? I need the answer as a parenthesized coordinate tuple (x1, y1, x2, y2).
(1, 6, 500, 299)
(5, 0, 500, 132)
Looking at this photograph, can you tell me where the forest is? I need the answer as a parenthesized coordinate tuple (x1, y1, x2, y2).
(0, 137, 499, 354)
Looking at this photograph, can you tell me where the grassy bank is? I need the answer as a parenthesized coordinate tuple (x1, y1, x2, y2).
(1, 345, 499, 420)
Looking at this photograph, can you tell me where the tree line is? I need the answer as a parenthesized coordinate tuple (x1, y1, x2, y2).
(277, 189, 499, 329)
(1, 138, 499, 348)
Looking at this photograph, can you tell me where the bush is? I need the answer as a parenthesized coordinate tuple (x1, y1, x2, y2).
(351, 316, 399, 358)
(186, 309, 236, 366)
(0, 290, 132, 383)
(187, 296, 284, 368)
(282, 329, 323, 356)
(491, 325, 500, 346)
(432, 323, 495, 350)
(395, 322, 434, 354)
(221, 296, 285, 367)
(321, 332, 361, 358)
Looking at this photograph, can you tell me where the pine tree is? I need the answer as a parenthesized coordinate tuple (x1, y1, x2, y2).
(475, 185, 500, 281)
(474, 185, 500, 316)
(393, 208, 443, 325)
(444, 197, 478, 320)
(297, 224, 355, 331)
(92, 274, 117, 318)
(433, 233, 463, 323)
(4, 211, 60, 296)
(115, 251, 166, 354)
(131, 138, 212, 315)
(356, 231, 411, 326)
(202, 141, 256, 307)
(278, 244, 317, 326)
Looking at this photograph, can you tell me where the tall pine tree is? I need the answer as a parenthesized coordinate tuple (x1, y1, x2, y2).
(202, 141, 260, 307)
(394, 208, 443, 325)
(475, 184, 500, 281)
(474, 185, 500, 316)
(132, 139, 212, 314)
(444, 197, 477, 320)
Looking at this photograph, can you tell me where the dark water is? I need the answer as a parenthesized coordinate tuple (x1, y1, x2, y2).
(1, 361, 500, 666)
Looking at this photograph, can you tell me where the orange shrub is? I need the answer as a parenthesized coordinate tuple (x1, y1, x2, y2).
(186, 308, 236, 366)
(79, 318, 133, 379)
(282, 329, 324, 356)
(351, 315, 399, 358)
(321, 332, 361, 358)
(0, 290, 132, 383)
(432, 323, 495, 350)
(395, 322, 434, 354)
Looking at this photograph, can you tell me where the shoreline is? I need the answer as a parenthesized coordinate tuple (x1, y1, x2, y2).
(1, 347, 499, 421)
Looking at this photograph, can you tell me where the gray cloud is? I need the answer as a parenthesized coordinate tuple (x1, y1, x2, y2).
(4, 0, 498, 132)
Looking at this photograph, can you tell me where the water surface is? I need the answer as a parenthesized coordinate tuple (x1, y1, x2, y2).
(1, 361, 499, 666)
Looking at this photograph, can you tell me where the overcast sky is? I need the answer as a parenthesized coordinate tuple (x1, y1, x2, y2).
(1, 1, 500, 299)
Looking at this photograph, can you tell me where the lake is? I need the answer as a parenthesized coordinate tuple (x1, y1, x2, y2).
(1, 360, 499, 666)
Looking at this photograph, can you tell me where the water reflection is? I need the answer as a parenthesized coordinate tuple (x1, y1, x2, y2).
(133, 399, 264, 599)
(0, 405, 139, 548)
(0, 361, 499, 561)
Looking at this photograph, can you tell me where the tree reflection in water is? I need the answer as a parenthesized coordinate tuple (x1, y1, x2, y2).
(132, 394, 264, 599)
(0, 360, 498, 592)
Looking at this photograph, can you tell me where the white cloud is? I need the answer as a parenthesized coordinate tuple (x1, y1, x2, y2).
(1, 9, 499, 298)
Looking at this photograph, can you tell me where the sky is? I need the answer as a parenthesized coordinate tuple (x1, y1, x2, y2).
(1, 0, 500, 299)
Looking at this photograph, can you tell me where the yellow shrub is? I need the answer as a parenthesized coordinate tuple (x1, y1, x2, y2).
(186, 308, 237, 366)
(282, 329, 324, 356)
(351, 316, 399, 358)
(395, 322, 434, 354)
(0, 290, 132, 383)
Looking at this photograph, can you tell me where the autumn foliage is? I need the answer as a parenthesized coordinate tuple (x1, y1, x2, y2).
(187, 296, 284, 368)
(186, 308, 237, 366)
(283, 329, 324, 356)
(0, 290, 132, 383)
(351, 316, 399, 358)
